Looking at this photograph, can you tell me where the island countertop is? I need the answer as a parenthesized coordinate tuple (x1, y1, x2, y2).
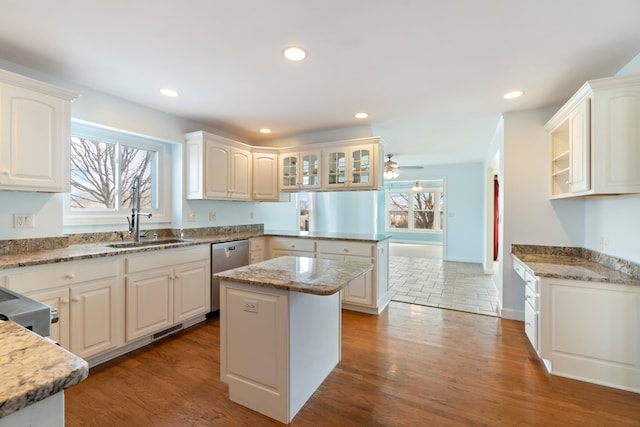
(0, 320, 88, 419)
(214, 256, 373, 295)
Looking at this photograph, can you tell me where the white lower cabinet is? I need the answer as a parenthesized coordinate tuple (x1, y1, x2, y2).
(250, 237, 268, 264)
(125, 245, 210, 342)
(513, 255, 640, 393)
(539, 278, 640, 392)
(266, 236, 390, 314)
(269, 237, 316, 259)
(4, 258, 123, 360)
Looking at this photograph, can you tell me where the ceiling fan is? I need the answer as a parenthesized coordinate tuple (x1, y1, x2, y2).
(384, 154, 423, 179)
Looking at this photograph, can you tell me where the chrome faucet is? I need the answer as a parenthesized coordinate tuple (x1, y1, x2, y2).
(127, 175, 152, 242)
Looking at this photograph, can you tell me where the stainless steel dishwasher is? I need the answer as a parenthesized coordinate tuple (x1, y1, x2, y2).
(210, 240, 250, 313)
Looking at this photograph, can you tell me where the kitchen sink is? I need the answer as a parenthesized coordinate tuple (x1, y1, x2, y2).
(105, 238, 193, 249)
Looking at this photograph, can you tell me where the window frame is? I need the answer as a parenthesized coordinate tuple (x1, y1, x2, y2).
(385, 186, 444, 233)
(63, 120, 173, 229)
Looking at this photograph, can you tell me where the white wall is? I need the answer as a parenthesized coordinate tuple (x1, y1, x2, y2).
(394, 163, 485, 263)
(501, 107, 585, 320)
(0, 59, 273, 238)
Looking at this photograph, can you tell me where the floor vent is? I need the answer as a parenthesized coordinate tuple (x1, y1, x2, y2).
(153, 324, 183, 340)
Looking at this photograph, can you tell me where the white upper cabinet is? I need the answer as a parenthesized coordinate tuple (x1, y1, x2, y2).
(0, 69, 77, 192)
(323, 140, 381, 190)
(546, 72, 640, 198)
(252, 149, 279, 201)
(278, 137, 382, 192)
(279, 149, 322, 191)
(185, 131, 252, 200)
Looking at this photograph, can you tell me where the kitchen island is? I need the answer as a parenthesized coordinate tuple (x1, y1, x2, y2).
(215, 256, 373, 424)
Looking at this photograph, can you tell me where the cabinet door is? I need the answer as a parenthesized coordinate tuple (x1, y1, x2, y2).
(70, 278, 122, 359)
(0, 83, 69, 192)
(324, 150, 347, 188)
(204, 141, 230, 198)
(126, 269, 173, 342)
(27, 288, 70, 350)
(568, 99, 590, 193)
(253, 152, 279, 200)
(174, 261, 210, 323)
(341, 255, 374, 306)
(230, 147, 251, 199)
(280, 153, 299, 190)
(348, 145, 373, 188)
(300, 151, 321, 189)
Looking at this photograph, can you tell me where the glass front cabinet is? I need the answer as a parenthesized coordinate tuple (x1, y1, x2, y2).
(324, 144, 374, 189)
(279, 150, 322, 191)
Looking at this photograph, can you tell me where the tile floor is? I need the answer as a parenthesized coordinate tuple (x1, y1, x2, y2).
(388, 244, 500, 316)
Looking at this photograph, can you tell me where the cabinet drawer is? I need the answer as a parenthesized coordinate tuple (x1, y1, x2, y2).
(525, 285, 538, 311)
(513, 258, 527, 281)
(317, 240, 374, 257)
(524, 301, 538, 352)
(250, 238, 266, 251)
(524, 271, 539, 293)
(126, 245, 209, 274)
(6, 258, 118, 294)
(269, 237, 316, 252)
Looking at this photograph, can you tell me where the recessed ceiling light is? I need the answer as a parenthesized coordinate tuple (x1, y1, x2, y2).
(259, 128, 272, 134)
(160, 88, 180, 97)
(504, 90, 524, 99)
(354, 112, 369, 119)
(283, 46, 307, 61)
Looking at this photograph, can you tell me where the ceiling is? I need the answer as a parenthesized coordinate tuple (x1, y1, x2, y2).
(1, 1, 639, 169)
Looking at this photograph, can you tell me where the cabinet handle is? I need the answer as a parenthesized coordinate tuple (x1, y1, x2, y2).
(61, 298, 70, 305)
(71, 297, 80, 303)
(1, 170, 9, 175)
(64, 273, 76, 280)
(290, 244, 295, 248)
(525, 295, 532, 300)
(342, 248, 349, 252)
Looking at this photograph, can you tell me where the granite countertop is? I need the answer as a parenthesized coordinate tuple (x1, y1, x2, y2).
(0, 320, 88, 419)
(0, 233, 260, 270)
(0, 229, 390, 271)
(511, 244, 640, 286)
(263, 230, 392, 243)
(214, 256, 373, 295)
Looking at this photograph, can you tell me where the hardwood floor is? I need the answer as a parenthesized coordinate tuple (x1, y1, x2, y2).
(65, 303, 640, 426)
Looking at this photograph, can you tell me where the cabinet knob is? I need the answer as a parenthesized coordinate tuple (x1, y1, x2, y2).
(290, 244, 295, 248)
(72, 297, 80, 303)
(1, 170, 9, 175)
(61, 298, 70, 305)
(64, 273, 76, 280)
(525, 295, 531, 300)
(342, 248, 349, 252)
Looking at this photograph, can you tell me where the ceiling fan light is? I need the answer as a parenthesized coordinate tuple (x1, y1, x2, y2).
(384, 170, 398, 180)
(412, 181, 423, 191)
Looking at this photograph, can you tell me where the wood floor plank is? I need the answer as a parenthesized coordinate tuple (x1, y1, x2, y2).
(65, 302, 640, 426)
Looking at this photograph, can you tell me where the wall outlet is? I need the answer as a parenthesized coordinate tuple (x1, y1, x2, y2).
(209, 212, 217, 221)
(14, 213, 35, 228)
(250, 211, 254, 219)
(243, 299, 259, 313)
(187, 212, 196, 222)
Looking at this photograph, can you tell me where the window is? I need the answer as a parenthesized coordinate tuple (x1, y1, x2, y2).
(64, 120, 173, 227)
(387, 187, 444, 232)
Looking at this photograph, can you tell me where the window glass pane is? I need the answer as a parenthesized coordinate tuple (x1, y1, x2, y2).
(70, 137, 116, 209)
(414, 211, 434, 229)
(120, 146, 154, 209)
(389, 211, 408, 229)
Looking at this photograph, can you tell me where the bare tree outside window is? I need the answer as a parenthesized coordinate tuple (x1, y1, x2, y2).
(388, 189, 444, 231)
(70, 137, 153, 209)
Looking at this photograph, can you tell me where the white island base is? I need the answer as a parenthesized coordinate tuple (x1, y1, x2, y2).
(220, 281, 340, 424)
